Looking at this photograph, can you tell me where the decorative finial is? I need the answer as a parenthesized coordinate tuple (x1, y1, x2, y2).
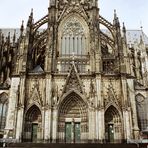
(122, 22, 126, 33)
(31, 8, 33, 17)
(140, 21, 143, 31)
(27, 9, 34, 26)
(114, 9, 117, 19)
(13, 29, 16, 43)
(20, 20, 24, 33)
(20, 20, 24, 37)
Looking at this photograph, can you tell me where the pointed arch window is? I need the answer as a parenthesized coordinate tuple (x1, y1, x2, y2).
(60, 17, 87, 56)
(105, 106, 122, 142)
(0, 93, 8, 130)
(136, 94, 148, 131)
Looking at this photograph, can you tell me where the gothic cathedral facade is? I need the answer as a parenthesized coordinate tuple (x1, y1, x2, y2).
(0, 0, 148, 143)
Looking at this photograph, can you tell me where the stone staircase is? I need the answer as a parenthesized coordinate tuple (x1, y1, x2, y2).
(4, 143, 141, 148)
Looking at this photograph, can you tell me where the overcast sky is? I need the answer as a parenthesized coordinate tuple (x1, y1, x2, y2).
(0, 0, 148, 35)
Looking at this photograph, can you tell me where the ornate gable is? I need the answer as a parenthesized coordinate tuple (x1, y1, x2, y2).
(62, 63, 83, 94)
(28, 86, 43, 106)
(104, 81, 121, 108)
(57, 0, 89, 22)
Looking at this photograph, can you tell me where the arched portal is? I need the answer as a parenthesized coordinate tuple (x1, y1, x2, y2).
(136, 94, 148, 131)
(105, 106, 122, 143)
(58, 92, 88, 143)
(23, 105, 42, 142)
(57, 14, 90, 73)
(0, 93, 8, 137)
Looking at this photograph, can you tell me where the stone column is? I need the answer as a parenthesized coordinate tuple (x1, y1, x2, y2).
(98, 109, 105, 142)
(88, 107, 95, 142)
(127, 79, 139, 139)
(15, 75, 26, 141)
(52, 107, 58, 142)
(44, 108, 52, 141)
(121, 77, 132, 140)
(15, 107, 24, 141)
(44, 74, 52, 141)
(95, 75, 104, 141)
(123, 109, 132, 141)
(4, 77, 20, 138)
(45, 75, 52, 105)
(41, 109, 45, 141)
(95, 109, 99, 140)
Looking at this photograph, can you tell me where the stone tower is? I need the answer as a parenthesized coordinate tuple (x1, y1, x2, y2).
(0, 0, 148, 143)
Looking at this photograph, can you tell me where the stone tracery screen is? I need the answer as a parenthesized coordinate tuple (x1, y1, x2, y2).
(0, 93, 8, 130)
(136, 95, 148, 131)
(60, 17, 87, 56)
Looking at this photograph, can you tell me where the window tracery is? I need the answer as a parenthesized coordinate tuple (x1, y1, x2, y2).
(60, 17, 87, 56)
(0, 93, 8, 130)
(136, 94, 148, 131)
(58, 16, 89, 73)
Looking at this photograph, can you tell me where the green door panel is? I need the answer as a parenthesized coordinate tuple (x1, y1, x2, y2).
(108, 124, 114, 142)
(65, 122, 72, 143)
(74, 122, 80, 143)
(32, 124, 38, 142)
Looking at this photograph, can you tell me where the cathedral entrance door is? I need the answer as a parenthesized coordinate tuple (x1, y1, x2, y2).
(32, 123, 38, 142)
(74, 122, 80, 143)
(65, 122, 72, 143)
(58, 92, 88, 143)
(105, 106, 122, 143)
(108, 124, 114, 143)
(23, 105, 42, 142)
(65, 121, 81, 143)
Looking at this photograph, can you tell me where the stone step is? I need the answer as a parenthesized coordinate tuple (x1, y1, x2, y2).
(6, 143, 139, 148)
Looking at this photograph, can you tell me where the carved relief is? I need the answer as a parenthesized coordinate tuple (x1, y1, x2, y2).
(62, 17, 85, 36)
(104, 80, 121, 108)
(62, 64, 83, 94)
(27, 83, 43, 107)
(88, 80, 96, 107)
(52, 85, 59, 106)
(57, 0, 89, 22)
(57, 0, 92, 8)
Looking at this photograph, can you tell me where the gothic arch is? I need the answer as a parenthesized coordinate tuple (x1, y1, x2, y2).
(105, 105, 123, 143)
(23, 105, 42, 142)
(99, 16, 115, 40)
(58, 13, 89, 34)
(25, 105, 41, 122)
(33, 15, 48, 33)
(105, 103, 122, 117)
(135, 94, 148, 131)
(58, 90, 88, 109)
(0, 92, 8, 131)
(58, 13, 90, 56)
(25, 103, 42, 115)
(58, 91, 88, 142)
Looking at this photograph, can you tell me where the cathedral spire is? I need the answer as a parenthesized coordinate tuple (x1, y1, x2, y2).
(122, 22, 127, 46)
(6, 32, 10, 46)
(122, 22, 126, 40)
(122, 22, 126, 34)
(20, 20, 24, 37)
(114, 9, 117, 20)
(27, 8, 34, 27)
(13, 30, 16, 44)
(140, 25, 144, 45)
(50, 0, 55, 7)
(113, 9, 120, 27)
